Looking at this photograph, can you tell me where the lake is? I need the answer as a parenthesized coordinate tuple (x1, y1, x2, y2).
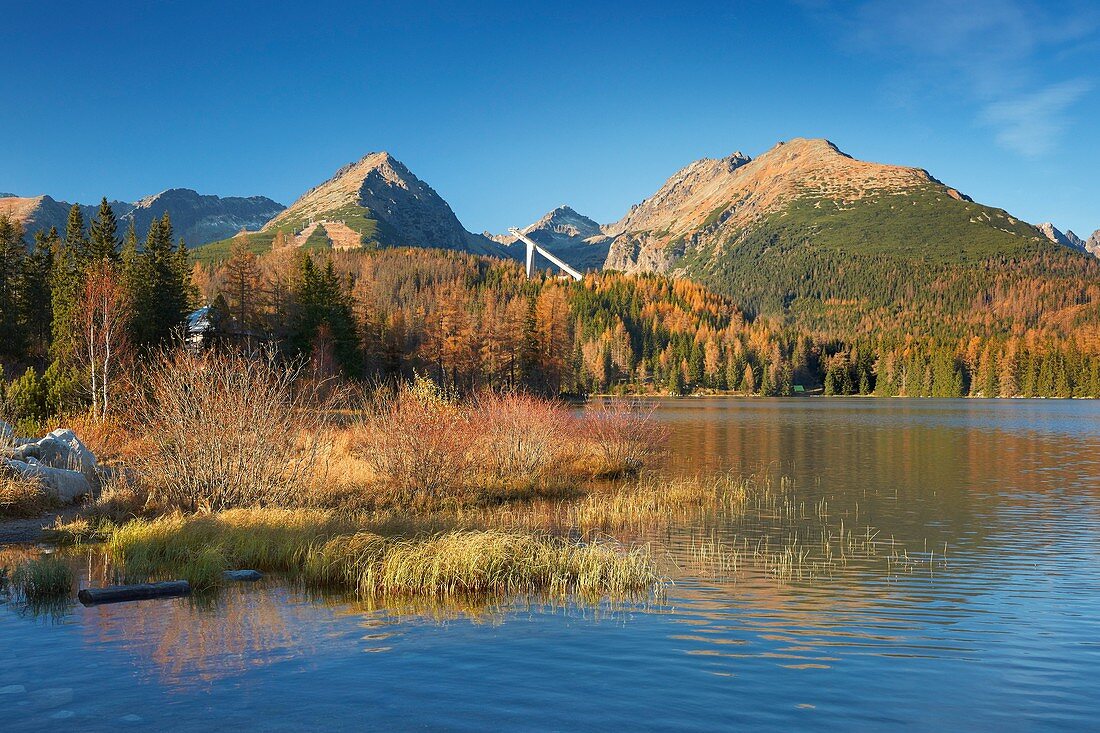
(3, 399, 1099, 731)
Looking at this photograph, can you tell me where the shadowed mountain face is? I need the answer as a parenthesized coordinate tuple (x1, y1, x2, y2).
(125, 189, 284, 246)
(0, 190, 284, 247)
(260, 152, 503, 256)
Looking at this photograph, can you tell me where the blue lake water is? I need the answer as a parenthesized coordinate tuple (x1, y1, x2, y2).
(3, 399, 1099, 731)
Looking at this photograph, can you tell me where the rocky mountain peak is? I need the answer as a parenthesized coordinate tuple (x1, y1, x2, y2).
(262, 152, 499, 255)
(525, 205, 602, 239)
(1037, 222, 1085, 251)
(605, 137, 934, 249)
(1086, 229, 1100, 258)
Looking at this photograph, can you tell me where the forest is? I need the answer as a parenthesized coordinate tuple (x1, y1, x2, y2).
(1, 199, 1099, 432)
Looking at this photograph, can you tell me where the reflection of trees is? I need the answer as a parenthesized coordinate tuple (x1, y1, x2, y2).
(661, 399, 1100, 554)
(79, 582, 320, 689)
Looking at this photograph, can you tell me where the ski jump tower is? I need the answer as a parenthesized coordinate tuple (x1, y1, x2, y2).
(507, 228, 584, 281)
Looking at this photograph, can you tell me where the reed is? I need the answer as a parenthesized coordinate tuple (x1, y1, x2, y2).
(11, 555, 73, 602)
(104, 508, 660, 599)
(568, 473, 748, 530)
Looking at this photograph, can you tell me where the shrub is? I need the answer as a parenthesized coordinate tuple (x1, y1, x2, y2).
(131, 348, 334, 512)
(470, 391, 574, 486)
(356, 376, 473, 507)
(581, 400, 668, 477)
(3, 367, 49, 434)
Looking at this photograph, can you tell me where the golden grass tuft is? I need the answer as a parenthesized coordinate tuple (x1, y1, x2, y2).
(567, 473, 748, 530)
(103, 508, 660, 599)
(107, 508, 357, 586)
(320, 530, 659, 599)
(0, 473, 54, 519)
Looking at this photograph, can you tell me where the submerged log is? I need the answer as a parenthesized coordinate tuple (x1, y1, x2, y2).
(78, 581, 191, 606)
(222, 570, 263, 582)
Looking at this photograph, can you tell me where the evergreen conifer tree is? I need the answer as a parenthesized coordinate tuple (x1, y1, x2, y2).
(87, 197, 120, 262)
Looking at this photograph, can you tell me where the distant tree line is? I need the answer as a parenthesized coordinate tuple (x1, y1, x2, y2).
(3, 211, 1098, 429)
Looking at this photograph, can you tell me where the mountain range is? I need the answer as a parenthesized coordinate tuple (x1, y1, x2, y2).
(6, 140, 1097, 289)
(0, 189, 285, 247)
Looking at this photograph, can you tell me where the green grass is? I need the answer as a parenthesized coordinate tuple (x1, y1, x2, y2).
(191, 231, 278, 265)
(302, 222, 333, 250)
(12, 556, 73, 602)
(192, 202, 384, 264)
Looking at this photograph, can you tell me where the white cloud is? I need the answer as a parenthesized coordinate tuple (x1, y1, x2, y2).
(801, 0, 1097, 156)
(981, 79, 1092, 156)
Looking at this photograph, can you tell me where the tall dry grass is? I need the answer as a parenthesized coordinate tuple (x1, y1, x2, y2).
(131, 348, 336, 512)
(0, 473, 53, 519)
(103, 508, 659, 598)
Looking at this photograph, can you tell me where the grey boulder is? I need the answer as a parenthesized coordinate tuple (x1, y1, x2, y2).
(10, 429, 98, 486)
(3, 459, 91, 502)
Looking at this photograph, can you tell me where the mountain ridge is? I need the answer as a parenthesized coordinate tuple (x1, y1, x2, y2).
(0, 189, 284, 247)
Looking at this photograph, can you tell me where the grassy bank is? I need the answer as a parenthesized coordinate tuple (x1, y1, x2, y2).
(21, 349, 686, 602)
(100, 509, 661, 598)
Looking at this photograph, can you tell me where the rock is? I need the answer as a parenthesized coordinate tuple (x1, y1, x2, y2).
(2, 459, 91, 502)
(222, 569, 263, 582)
(1087, 229, 1100, 259)
(1037, 222, 1088, 253)
(10, 429, 98, 486)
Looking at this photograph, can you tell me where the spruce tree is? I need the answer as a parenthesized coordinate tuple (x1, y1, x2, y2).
(64, 204, 88, 261)
(291, 253, 361, 377)
(48, 207, 91, 365)
(87, 197, 120, 262)
(0, 216, 28, 363)
(23, 229, 56, 357)
(130, 212, 191, 346)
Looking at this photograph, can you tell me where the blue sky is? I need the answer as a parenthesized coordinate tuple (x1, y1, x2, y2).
(1, 0, 1096, 236)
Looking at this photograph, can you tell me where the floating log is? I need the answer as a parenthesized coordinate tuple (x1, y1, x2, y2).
(222, 569, 263, 582)
(78, 581, 191, 606)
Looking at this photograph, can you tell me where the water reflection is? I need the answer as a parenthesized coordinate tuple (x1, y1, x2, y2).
(2, 399, 1099, 731)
